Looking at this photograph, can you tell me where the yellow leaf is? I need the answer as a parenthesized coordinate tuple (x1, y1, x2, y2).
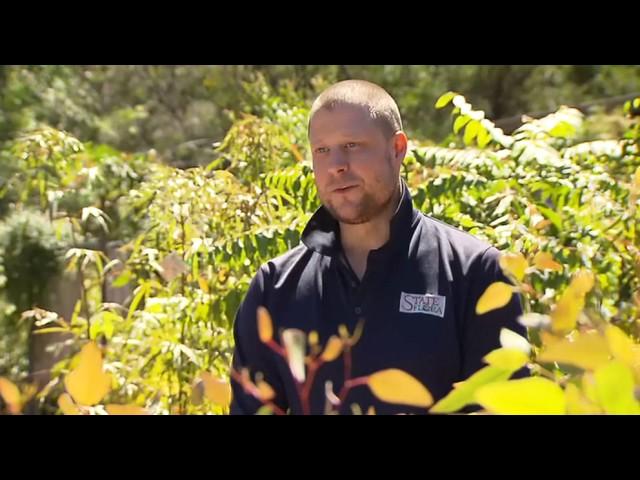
(605, 325, 636, 367)
(217, 267, 229, 284)
(106, 404, 149, 415)
(540, 330, 562, 347)
(256, 381, 275, 401)
(0, 377, 21, 414)
(564, 383, 601, 414)
(550, 288, 584, 333)
(533, 252, 563, 272)
(21, 383, 38, 403)
(338, 324, 349, 340)
(484, 348, 529, 371)
(64, 341, 112, 406)
(534, 219, 552, 230)
(197, 275, 209, 293)
(475, 282, 514, 315)
(58, 393, 81, 415)
(320, 336, 343, 362)
(633, 346, 640, 383)
(256, 306, 273, 343)
(538, 332, 611, 371)
(582, 373, 599, 404)
(191, 379, 204, 405)
(571, 270, 595, 296)
(0, 377, 21, 406)
(368, 369, 433, 408)
(594, 361, 640, 414)
(475, 377, 566, 414)
(499, 252, 528, 282)
(200, 372, 232, 408)
(308, 330, 319, 347)
(634, 166, 640, 190)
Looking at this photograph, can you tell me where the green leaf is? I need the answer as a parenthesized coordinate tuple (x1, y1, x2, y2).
(126, 283, 147, 322)
(484, 348, 529, 371)
(112, 269, 133, 288)
(475, 377, 566, 414)
(549, 121, 576, 138)
(537, 204, 563, 230)
(33, 327, 70, 335)
(463, 120, 481, 146)
(435, 91, 456, 109)
(477, 126, 492, 148)
(453, 115, 471, 134)
(430, 366, 513, 414)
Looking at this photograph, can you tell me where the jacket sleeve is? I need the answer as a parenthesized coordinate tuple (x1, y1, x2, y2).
(229, 266, 289, 415)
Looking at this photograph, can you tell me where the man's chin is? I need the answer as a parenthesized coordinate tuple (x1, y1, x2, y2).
(326, 206, 371, 225)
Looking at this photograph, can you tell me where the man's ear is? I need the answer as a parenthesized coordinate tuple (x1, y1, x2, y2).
(392, 131, 408, 168)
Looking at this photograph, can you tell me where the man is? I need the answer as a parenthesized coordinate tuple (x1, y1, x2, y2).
(230, 80, 526, 415)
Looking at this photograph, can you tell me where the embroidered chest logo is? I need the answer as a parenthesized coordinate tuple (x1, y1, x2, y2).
(399, 292, 446, 318)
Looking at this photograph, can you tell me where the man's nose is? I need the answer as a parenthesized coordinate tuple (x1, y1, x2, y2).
(327, 150, 349, 175)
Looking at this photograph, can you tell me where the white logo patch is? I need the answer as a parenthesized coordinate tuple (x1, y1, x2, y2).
(399, 292, 446, 318)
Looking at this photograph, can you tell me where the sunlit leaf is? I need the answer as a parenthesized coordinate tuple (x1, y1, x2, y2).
(431, 366, 512, 414)
(257, 306, 273, 343)
(58, 393, 81, 415)
(200, 372, 232, 408)
(368, 369, 433, 408)
(564, 383, 601, 414)
(463, 120, 481, 146)
(0, 377, 21, 414)
(484, 347, 529, 370)
(454, 115, 471, 134)
(538, 332, 611, 371)
(605, 325, 636, 367)
(320, 336, 343, 362)
(435, 91, 456, 109)
(476, 282, 514, 315)
(533, 252, 562, 272)
(256, 381, 276, 401)
(550, 288, 584, 333)
(594, 361, 640, 414)
(571, 270, 595, 296)
(499, 252, 528, 282)
(106, 404, 149, 415)
(64, 342, 112, 406)
(475, 377, 566, 414)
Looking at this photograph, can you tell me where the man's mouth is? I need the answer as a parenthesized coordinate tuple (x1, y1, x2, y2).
(332, 185, 358, 193)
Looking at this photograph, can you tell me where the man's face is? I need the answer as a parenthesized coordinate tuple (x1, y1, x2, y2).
(309, 104, 406, 225)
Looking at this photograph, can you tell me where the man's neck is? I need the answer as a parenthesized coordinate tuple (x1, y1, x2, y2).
(339, 184, 402, 280)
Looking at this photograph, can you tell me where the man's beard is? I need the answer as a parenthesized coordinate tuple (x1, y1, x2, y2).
(324, 182, 397, 225)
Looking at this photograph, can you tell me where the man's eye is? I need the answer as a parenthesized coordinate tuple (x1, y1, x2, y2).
(345, 142, 357, 149)
(315, 147, 329, 154)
